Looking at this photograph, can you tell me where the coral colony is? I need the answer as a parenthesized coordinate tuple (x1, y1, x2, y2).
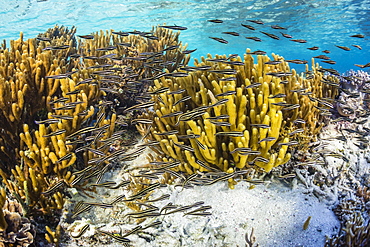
(0, 24, 368, 246)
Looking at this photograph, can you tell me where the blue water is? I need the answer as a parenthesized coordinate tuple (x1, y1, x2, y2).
(1, 0, 369, 73)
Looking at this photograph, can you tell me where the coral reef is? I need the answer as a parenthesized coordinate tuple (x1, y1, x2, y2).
(0, 24, 188, 245)
(137, 50, 338, 188)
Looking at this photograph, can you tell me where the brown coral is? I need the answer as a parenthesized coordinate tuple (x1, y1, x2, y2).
(0, 198, 36, 247)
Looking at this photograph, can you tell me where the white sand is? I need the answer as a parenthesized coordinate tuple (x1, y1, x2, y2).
(62, 148, 341, 247)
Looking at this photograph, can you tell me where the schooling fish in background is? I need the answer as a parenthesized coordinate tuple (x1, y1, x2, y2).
(352, 45, 362, 50)
(284, 59, 308, 64)
(78, 35, 94, 39)
(208, 19, 223, 23)
(313, 55, 331, 60)
(280, 32, 292, 38)
(159, 25, 188, 30)
(322, 60, 336, 64)
(290, 39, 307, 43)
(350, 34, 365, 38)
(222, 32, 240, 36)
(182, 48, 197, 54)
(247, 20, 264, 24)
(322, 50, 330, 53)
(307, 46, 319, 50)
(260, 31, 280, 40)
(241, 24, 256, 30)
(271, 25, 287, 30)
(209, 37, 228, 44)
(245, 37, 262, 42)
(247, 50, 266, 55)
(335, 45, 351, 51)
(354, 63, 370, 68)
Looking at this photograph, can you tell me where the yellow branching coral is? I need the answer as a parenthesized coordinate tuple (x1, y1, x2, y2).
(0, 24, 191, 244)
(138, 49, 338, 179)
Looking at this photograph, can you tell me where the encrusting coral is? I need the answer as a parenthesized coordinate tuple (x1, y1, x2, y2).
(0, 194, 36, 247)
(137, 50, 338, 187)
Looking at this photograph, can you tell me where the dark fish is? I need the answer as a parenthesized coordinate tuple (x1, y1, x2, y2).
(37, 37, 51, 42)
(206, 58, 227, 62)
(70, 53, 82, 58)
(247, 50, 266, 55)
(208, 69, 237, 75)
(222, 61, 245, 66)
(289, 128, 305, 135)
(123, 101, 155, 112)
(35, 119, 60, 124)
(208, 19, 223, 23)
(70, 224, 90, 238)
(180, 65, 212, 71)
(164, 72, 189, 77)
(209, 120, 231, 127)
(154, 130, 179, 136)
(280, 32, 292, 38)
(250, 124, 270, 129)
(245, 37, 262, 42)
(78, 35, 94, 39)
(159, 25, 187, 30)
(260, 31, 280, 40)
(209, 37, 228, 44)
(173, 95, 192, 106)
(265, 72, 293, 77)
(335, 45, 350, 51)
(173, 142, 195, 152)
(112, 31, 129, 36)
(278, 140, 299, 146)
(282, 104, 300, 110)
(322, 60, 336, 64)
(322, 50, 330, 53)
(313, 55, 330, 60)
(227, 54, 238, 59)
(146, 194, 171, 203)
(350, 34, 364, 38)
(271, 25, 286, 30)
(161, 111, 184, 118)
(43, 129, 66, 137)
(149, 87, 170, 94)
(307, 46, 319, 50)
(196, 160, 220, 172)
(241, 24, 256, 30)
(352, 45, 362, 50)
(293, 119, 306, 124)
(258, 137, 276, 143)
(247, 20, 264, 24)
(290, 39, 307, 43)
(265, 61, 282, 65)
(215, 131, 244, 137)
(222, 32, 240, 36)
(42, 180, 65, 195)
(268, 93, 286, 99)
(182, 48, 197, 54)
(219, 77, 237, 81)
(162, 45, 180, 51)
(245, 83, 262, 89)
(354, 63, 370, 68)
(97, 230, 130, 243)
(168, 89, 186, 95)
(215, 91, 237, 97)
(178, 133, 200, 139)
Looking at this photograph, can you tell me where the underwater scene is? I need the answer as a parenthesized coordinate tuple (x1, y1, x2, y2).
(0, 0, 369, 246)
